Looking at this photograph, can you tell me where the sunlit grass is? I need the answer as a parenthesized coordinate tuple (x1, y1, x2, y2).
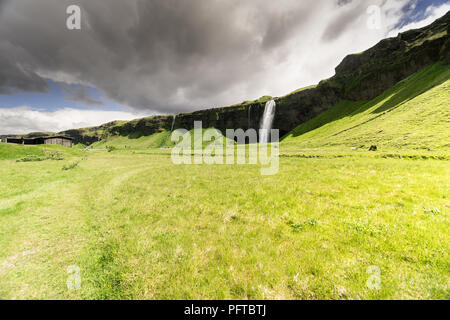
(0, 149, 448, 299)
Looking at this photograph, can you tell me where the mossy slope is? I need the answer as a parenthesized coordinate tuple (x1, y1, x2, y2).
(282, 63, 450, 151)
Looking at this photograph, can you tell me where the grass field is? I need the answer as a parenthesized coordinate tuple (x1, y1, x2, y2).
(0, 63, 449, 300)
(0, 148, 448, 299)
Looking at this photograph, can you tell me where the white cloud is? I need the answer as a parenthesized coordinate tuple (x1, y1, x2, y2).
(0, 107, 147, 135)
(259, 0, 413, 95)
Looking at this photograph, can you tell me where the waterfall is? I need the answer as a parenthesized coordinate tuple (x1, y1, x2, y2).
(259, 100, 276, 143)
(248, 105, 252, 128)
(171, 115, 176, 131)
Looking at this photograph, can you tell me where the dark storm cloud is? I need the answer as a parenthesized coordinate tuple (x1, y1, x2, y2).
(2, 0, 321, 113)
(0, 42, 49, 94)
(337, 0, 353, 6)
(0, 0, 412, 113)
(322, 2, 367, 41)
(60, 83, 104, 106)
(0, 0, 8, 11)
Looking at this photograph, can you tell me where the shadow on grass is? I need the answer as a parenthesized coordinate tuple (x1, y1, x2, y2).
(371, 63, 449, 114)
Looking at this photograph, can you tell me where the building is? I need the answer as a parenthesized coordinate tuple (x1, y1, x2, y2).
(5, 136, 73, 148)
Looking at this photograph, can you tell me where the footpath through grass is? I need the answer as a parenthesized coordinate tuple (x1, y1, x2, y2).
(0, 149, 448, 299)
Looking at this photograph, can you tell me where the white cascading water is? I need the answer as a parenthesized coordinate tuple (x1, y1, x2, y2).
(248, 105, 252, 128)
(259, 100, 276, 143)
(171, 115, 176, 131)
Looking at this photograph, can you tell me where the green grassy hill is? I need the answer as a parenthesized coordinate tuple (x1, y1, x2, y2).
(282, 63, 450, 152)
(3, 62, 447, 158)
(90, 131, 174, 149)
(0, 144, 45, 160)
(0, 143, 84, 160)
(90, 127, 238, 150)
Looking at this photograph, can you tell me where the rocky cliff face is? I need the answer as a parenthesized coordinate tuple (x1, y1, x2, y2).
(331, 12, 450, 101)
(60, 11, 449, 144)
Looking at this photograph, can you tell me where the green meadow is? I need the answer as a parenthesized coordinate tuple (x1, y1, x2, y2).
(0, 63, 449, 299)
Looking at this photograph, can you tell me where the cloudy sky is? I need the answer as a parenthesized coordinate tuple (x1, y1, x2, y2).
(0, 0, 449, 134)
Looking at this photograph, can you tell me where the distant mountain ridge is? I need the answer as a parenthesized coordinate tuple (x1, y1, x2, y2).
(8, 11, 450, 145)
